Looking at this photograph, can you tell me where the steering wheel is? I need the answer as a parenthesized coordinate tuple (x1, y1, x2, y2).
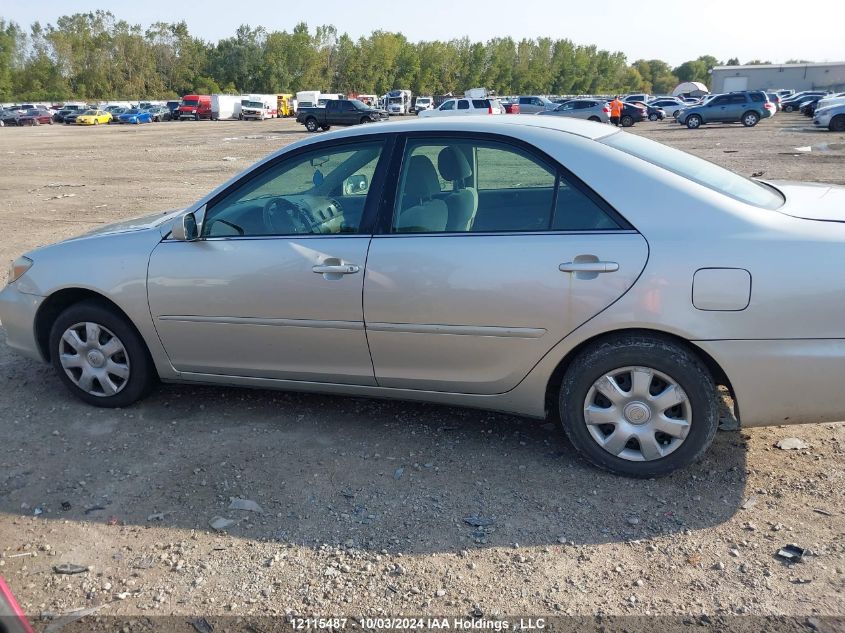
(262, 197, 313, 234)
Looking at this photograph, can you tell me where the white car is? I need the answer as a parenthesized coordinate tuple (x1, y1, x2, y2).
(648, 98, 687, 118)
(813, 103, 845, 131)
(418, 97, 503, 117)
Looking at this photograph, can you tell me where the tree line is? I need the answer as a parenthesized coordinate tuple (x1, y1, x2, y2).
(0, 12, 808, 102)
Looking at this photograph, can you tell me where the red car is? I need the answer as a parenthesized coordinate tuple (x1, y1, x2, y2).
(16, 109, 54, 126)
(503, 101, 521, 114)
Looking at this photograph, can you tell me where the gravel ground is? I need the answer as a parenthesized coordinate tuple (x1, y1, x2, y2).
(0, 114, 844, 629)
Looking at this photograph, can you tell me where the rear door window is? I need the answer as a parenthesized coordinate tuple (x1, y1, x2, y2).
(457, 100, 470, 110)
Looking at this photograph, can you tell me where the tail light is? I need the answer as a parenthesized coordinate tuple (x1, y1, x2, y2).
(603, 105, 610, 113)
(488, 106, 493, 114)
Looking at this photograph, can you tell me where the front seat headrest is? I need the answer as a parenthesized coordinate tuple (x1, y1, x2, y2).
(438, 147, 472, 182)
(403, 155, 441, 200)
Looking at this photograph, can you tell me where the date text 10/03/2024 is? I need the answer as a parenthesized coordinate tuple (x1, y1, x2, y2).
(292, 619, 547, 630)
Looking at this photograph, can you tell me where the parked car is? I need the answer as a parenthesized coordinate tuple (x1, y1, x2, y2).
(62, 111, 85, 125)
(780, 91, 828, 112)
(813, 103, 845, 131)
(765, 93, 781, 111)
(647, 97, 686, 118)
(623, 93, 652, 104)
(799, 96, 825, 117)
(75, 110, 112, 125)
(418, 98, 504, 117)
(6, 116, 845, 478)
(297, 99, 388, 132)
(117, 108, 153, 124)
(537, 98, 609, 123)
(516, 95, 556, 114)
(146, 105, 171, 122)
(630, 102, 665, 122)
(2, 108, 53, 126)
(620, 103, 648, 127)
(677, 91, 774, 129)
(165, 100, 181, 120)
(106, 107, 128, 123)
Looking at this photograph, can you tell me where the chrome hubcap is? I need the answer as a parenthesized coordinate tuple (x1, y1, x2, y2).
(583, 366, 691, 462)
(59, 322, 130, 397)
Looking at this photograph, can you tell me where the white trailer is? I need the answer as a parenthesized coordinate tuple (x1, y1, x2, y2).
(464, 88, 488, 99)
(386, 89, 413, 115)
(212, 94, 246, 120)
(296, 91, 322, 109)
(318, 92, 344, 106)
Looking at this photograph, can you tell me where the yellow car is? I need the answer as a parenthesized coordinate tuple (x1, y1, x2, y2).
(76, 110, 112, 125)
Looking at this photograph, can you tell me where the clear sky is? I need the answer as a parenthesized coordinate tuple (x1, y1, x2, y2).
(3, 0, 843, 67)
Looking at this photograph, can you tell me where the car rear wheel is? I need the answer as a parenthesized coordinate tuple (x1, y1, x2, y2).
(94, 119, 99, 125)
(588, 116, 601, 122)
(648, 112, 658, 121)
(685, 114, 702, 129)
(830, 115, 845, 132)
(620, 115, 634, 127)
(742, 111, 760, 127)
(305, 117, 319, 132)
(558, 334, 718, 477)
(49, 301, 155, 408)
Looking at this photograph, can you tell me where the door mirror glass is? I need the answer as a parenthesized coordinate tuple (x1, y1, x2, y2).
(344, 174, 369, 195)
(171, 211, 199, 241)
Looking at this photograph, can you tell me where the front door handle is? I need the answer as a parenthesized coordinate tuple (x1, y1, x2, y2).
(559, 261, 619, 273)
(312, 263, 360, 275)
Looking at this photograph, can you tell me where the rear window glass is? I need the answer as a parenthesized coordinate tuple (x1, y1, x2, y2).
(602, 132, 784, 210)
(750, 93, 764, 102)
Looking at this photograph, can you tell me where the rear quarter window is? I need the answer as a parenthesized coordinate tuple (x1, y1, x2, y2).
(602, 132, 784, 210)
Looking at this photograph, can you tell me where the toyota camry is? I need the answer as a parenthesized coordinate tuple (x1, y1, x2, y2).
(3, 116, 844, 477)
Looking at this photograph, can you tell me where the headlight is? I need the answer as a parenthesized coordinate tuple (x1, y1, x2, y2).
(7, 256, 33, 284)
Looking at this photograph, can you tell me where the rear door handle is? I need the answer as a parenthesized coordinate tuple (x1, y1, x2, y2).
(312, 264, 360, 275)
(559, 261, 619, 273)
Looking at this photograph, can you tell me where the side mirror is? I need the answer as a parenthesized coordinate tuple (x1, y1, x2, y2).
(171, 211, 199, 241)
(344, 174, 369, 195)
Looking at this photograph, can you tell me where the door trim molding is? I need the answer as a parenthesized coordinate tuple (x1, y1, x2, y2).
(158, 315, 364, 331)
(366, 322, 546, 338)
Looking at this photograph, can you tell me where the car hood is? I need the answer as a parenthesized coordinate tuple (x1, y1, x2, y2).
(63, 209, 183, 242)
(771, 181, 845, 223)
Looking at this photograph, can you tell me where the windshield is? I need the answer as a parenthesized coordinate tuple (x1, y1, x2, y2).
(350, 99, 369, 110)
(416, 98, 431, 105)
(246, 101, 263, 108)
(124, 109, 140, 114)
(82, 110, 97, 115)
(389, 97, 403, 104)
(602, 132, 784, 210)
(182, 99, 198, 106)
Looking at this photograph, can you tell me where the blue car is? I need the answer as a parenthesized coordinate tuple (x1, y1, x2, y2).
(117, 108, 153, 124)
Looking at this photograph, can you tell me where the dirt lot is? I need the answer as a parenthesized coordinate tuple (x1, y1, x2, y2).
(1, 115, 844, 629)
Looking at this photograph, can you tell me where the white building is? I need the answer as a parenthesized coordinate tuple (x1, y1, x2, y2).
(710, 62, 845, 93)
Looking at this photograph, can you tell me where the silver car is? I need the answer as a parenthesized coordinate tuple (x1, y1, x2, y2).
(537, 99, 610, 123)
(4, 116, 845, 477)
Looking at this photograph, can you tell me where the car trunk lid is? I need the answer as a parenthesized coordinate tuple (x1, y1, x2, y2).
(770, 181, 845, 222)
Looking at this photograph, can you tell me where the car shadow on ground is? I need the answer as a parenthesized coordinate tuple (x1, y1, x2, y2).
(0, 328, 747, 554)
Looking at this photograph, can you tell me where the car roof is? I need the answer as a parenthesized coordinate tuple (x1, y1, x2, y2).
(310, 115, 619, 143)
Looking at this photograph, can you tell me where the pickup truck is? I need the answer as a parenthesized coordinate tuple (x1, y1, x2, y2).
(296, 99, 388, 132)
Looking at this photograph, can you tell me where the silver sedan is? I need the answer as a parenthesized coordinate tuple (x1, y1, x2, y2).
(3, 116, 845, 477)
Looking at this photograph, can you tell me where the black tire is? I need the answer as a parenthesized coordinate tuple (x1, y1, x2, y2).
(648, 112, 658, 121)
(783, 104, 795, 113)
(305, 117, 319, 132)
(830, 115, 845, 132)
(587, 116, 600, 122)
(48, 300, 156, 408)
(685, 114, 702, 129)
(360, 116, 370, 124)
(320, 125, 331, 131)
(620, 115, 634, 127)
(558, 333, 718, 478)
(741, 111, 760, 127)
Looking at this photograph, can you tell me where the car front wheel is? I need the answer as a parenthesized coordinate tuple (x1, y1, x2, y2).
(49, 301, 155, 407)
(305, 117, 319, 132)
(830, 115, 845, 132)
(648, 112, 658, 121)
(558, 334, 718, 477)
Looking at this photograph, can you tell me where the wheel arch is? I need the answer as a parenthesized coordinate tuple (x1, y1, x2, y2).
(543, 327, 737, 422)
(34, 288, 150, 363)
